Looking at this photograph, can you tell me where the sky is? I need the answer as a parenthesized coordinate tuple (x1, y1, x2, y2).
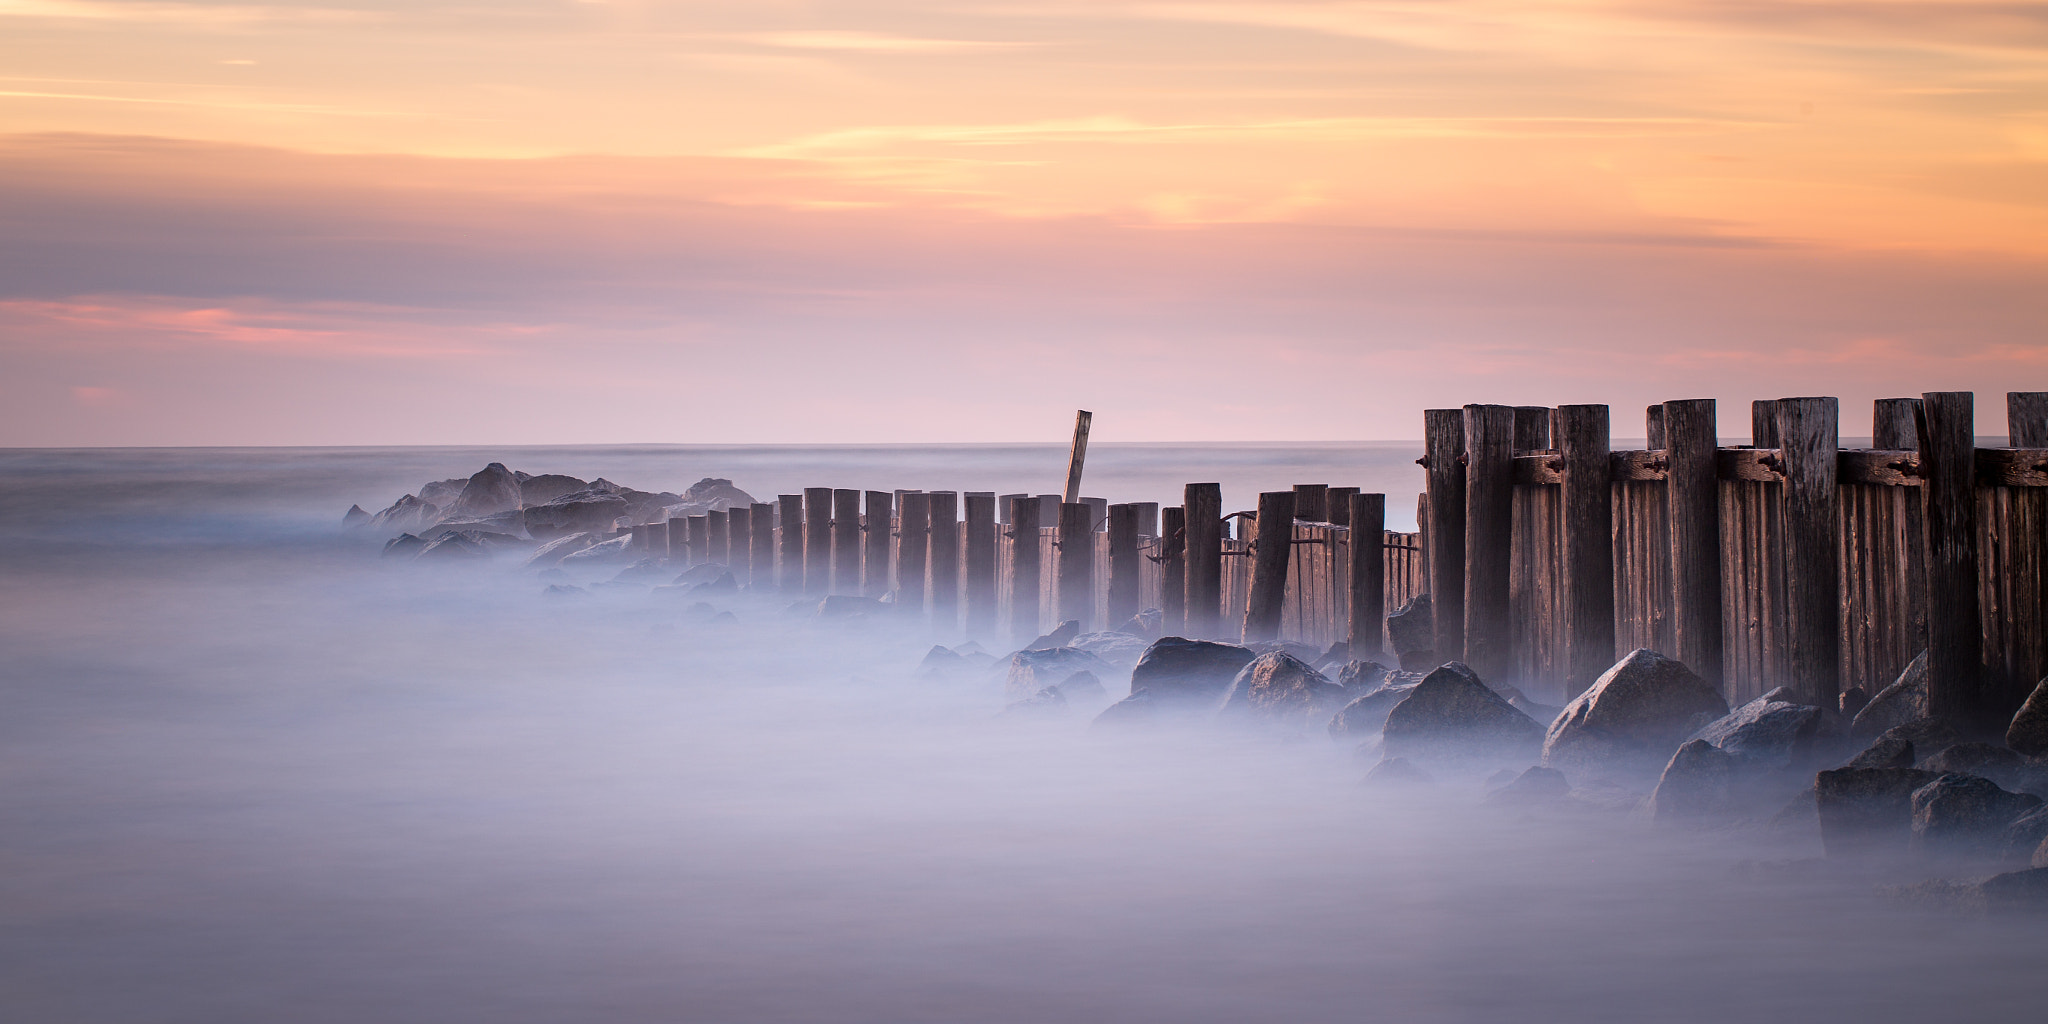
(2, 0, 2045, 445)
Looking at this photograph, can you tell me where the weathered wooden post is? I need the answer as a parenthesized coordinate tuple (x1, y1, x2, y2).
(1920, 392, 1985, 729)
(897, 491, 930, 618)
(802, 488, 832, 597)
(726, 506, 750, 584)
(863, 491, 893, 597)
(929, 492, 960, 632)
(1558, 404, 1614, 695)
(687, 514, 709, 565)
(1242, 491, 1296, 642)
(750, 502, 773, 587)
(1327, 487, 1359, 527)
(1184, 484, 1223, 638)
(1464, 404, 1515, 683)
(1107, 503, 1141, 628)
(1293, 484, 1328, 522)
(1777, 397, 1841, 709)
(777, 495, 803, 592)
(1008, 496, 1041, 642)
(1057, 502, 1094, 631)
(1350, 492, 1386, 656)
(964, 493, 997, 637)
(1424, 409, 1468, 663)
(1160, 505, 1187, 635)
(1664, 399, 1723, 688)
(707, 509, 730, 568)
(1064, 411, 1092, 503)
(2013, 393, 2048, 447)
(831, 488, 861, 596)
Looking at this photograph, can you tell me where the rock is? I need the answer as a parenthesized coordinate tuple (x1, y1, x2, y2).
(1981, 867, 2048, 914)
(688, 572, 738, 595)
(523, 489, 630, 540)
(381, 533, 427, 558)
(414, 530, 492, 560)
(518, 473, 589, 505)
(1878, 717, 1962, 762)
(1218, 653, 1349, 729)
(1055, 670, 1107, 704)
(1327, 675, 1423, 739)
(610, 558, 671, 583)
(1768, 788, 1818, 833)
(1334, 660, 1391, 694)
(1910, 774, 2042, 859)
(676, 478, 756, 512)
(1839, 686, 1870, 718)
(1814, 767, 1941, 858)
(558, 534, 633, 566)
(814, 595, 885, 620)
(2001, 806, 2048, 864)
(523, 532, 596, 568)
(1091, 689, 1161, 730)
(342, 504, 370, 526)
(2006, 676, 2048, 756)
(1004, 647, 1114, 703)
(421, 509, 528, 540)
(542, 583, 588, 600)
(1382, 662, 1543, 763)
(367, 494, 440, 535)
(446, 462, 524, 518)
(1542, 649, 1729, 783)
(2039, 835, 2048, 869)
(1315, 642, 1351, 672)
(1842, 736, 1916, 770)
(1506, 691, 1564, 728)
(1385, 593, 1433, 659)
(1114, 609, 1163, 639)
(1364, 757, 1434, 787)
(416, 477, 470, 507)
(1850, 650, 1928, 738)
(1486, 766, 1571, 806)
(1025, 620, 1081, 651)
(917, 645, 966, 677)
(1690, 692, 1823, 768)
(1922, 742, 2029, 790)
(1126, 637, 1256, 702)
(998, 686, 1070, 720)
(1248, 640, 1322, 664)
(1650, 739, 1746, 820)
(1069, 631, 1150, 668)
(670, 563, 731, 585)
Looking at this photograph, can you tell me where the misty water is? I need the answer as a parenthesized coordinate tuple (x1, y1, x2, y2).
(1, 445, 2037, 1023)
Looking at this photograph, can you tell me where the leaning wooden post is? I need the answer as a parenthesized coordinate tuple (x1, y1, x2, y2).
(1008, 496, 1042, 642)
(1920, 392, 1985, 729)
(1064, 410, 1093, 503)
(929, 492, 961, 632)
(896, 491, 930, 618)
(1664, 399, 1723, 689)
(1107, 503, 1141, 628)
(1293, 484, 1328, 522)
(1424, 409, 1468, 663)
(829, 488, 860, 596)
(1558, 404, 1615, 696)
(726, 505, 751, 585)
(776, 495, 803, 592)
(1777, 397, 1842, 709)
(802, 487, 832, 597)
(1160, 505, 1187, 635)
(749, 503, 773, 587)
(1349, 492, 1386, 656)
(1243, 491, 1296, 642)
(862, 491, 893, 597)
(1184, 483, 1224, 639)
(1057, 501, 1095, 631)
(1463, 404, 1515, 683)
(963, 493, 998, 637)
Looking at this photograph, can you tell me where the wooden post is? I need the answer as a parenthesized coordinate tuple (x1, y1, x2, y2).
(706, 510, 729, 568)
(1243, 491, 1296, 642)
(1160, 505, 1187, 636)
(1558, 404, 1614, 696)
(802, 488, 832, 597)
(1327, 487, 1359, 528)
(1646, 405, 1667, 449)
(667, 516, 687, 563)
(929, 491, 960, 632)
(896, 491, 930, 618)
(1778, 397, 1841, 709)
(1293, 484, 1328, 522)
(1008, 496, 1041, 643)
(1514, 407, 1550, 452)
(750, 503, 773, 587)
(1184, 483, 1223, 639)
(1920, 392, 1985, 728)
(2011, 392, 2048, 447)
(1664, 399, 1723, 689)
(1107, 503, 1141, 628)
(1463, 404, 1515, 683)
(726, 506, 750, 584)
(1057, 501, 1094, 631)
(777, 496, 803, 592)
(1063, 411, 1093, 504)
(830, 488, 860, 596)
(687, 515, 709, 565)
(964, 493, 997, 637)
(1350, 492, 1386, 656)
(862, 491, 893, 597)
(1424, 409, 1468, 663)
(1874, 399, 1920, 449)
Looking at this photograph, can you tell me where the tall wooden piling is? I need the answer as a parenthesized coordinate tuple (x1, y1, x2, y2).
(1664, 399, 1723, 689)
(863, 491, 893, 597)
(1920, 392, 1985, 728)
(1160, 505, 1187, 635)
(667, 516, 687, 563)
(1293, 484, 1328, 522)
(802, 488, 832, 597)
(1463, 405, 1515, 682)
(1057, 502, 1094, 630)
(830, 489, 860, 595)
(1350, 492, 1386, 656)
(1998, 393, 2048, 715)
(777, 495, 803, 592)
(964, 493, 997, 637)
(1327, 487, 1359, 528)
(897, 492, 930, 618)
(687, 514, 709, 565)
(1778, 397, 1841, 709)
(1009, 496, 1041, 642)
(1184, 484, 1223, 638)
(750, 503, 774, 587)
(1243, 490, 1296, 643)
(929, 492, 960, 631)
(1107, 503, 1140, 628)
(726, 506, 750, 584)
(1558, 404, 1614, 695)
(706, 510, 729, 569)
(1424, 409, 1468, 663)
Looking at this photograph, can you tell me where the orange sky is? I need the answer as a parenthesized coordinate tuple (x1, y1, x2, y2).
(2, 0, 2045, 444)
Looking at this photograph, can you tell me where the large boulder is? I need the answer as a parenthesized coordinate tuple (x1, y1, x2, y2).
(1382, 662, 1543, 763)
(1126, 637, 1256, 702)
(1327, 672, 1424, 739)
(1542, 650, 1729, 783)
(1384, 594, 1434, 670)
(414, 530, 496, 560)
(1025, 620, 1081, 651)
(1878, 717, 1962, 762)
(1842, 736, 1916, 770)
(2007, 676, 2048, 756)
(1850, 650, 1928, 738)
(1911, 774, 2042, 860)
(1485, 765, 1571, 807)
(1218, 652, 1349, 730)
(381, 533, 427, 558)
(1070, 631, 1149, 668)
(524, 531, 596, 568)
(1981, 867, 2048, 915)
(446, 462, 524, 518)
(1004, 647, 1114, 704)
(342, 504, 370, 527)
(1815, 766, 1941, 858)
(1364, 756, 1435, 787)
(1649, 739, 1746, 820)
(1334, 660, 1391, 694)
(1689, 688, 1823, 768)
(523, 489, 630, 540)
(1091, 689, 1161, 731)
(367, 494, 439, 535)
(518, 473, 590, 505)
(660, 478, 757, 518)
(558, 534, 634, 566)
(1922, 742, 2029, 791)
(2001, 805, 2048, 864)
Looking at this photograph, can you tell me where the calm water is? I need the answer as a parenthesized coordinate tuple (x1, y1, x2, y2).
(0, 445, 2035, 1023)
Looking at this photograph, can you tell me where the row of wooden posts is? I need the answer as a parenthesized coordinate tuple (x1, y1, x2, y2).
(1418, 391, 2048, 735)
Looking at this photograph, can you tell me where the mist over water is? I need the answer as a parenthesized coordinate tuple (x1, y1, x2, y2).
(1, 446, 2037, 1023)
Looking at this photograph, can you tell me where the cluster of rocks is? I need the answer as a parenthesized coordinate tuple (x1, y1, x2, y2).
(346, 463, 755, 565)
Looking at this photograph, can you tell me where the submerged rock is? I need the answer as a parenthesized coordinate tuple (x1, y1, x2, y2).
(1334, 660, 1390, 694)
(998, 685, 1070, 720)
(2006, 676, 2048, 757)
(1091, 689, 1161, 730)
(1364, 757, 1434, 787)
(523, 532, 596, 568)
(1486, 766, 1571, 807)
(381, 533, 427, 558)
(1542, 649, 1728, 783)
(1850, 650, 1928, 738)
(523, 489, 629, 540)
(1070, 631, 1150, 668)
(1385, 593, 1433, 668)
(1815, 766, 1941, 858)
(1690, 689, 1823, 768)
(1382, 662, 1542, 763)
(1877, 718, 1962, 762)
(1327, 672, 1424, 739)
(2003, 805, 2048, 864)
(414, 530, 493, 560)
(1921, 742, 2029, 790)
(1218, 652, 1349, 730)
(1025, 620, 1081, 651)
(1004, 647, 1113, 704)
(367, 494, 440, 535)
(1114, 609, 1163, 640)
(518, 473, 589, 506)
(1842, 736, 1916, 770)
(558, 534, 633, 566)
(1650, 739, 1746, 820)
(1981, 866, 2048, 915)
(1126, 637, 1256, 702)
(813, 595, 885, 621)
(342, 504, 370, 527)
(1910, 774, 2042, 860)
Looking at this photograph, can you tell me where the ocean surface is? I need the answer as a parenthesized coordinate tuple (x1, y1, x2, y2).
(0, 445, 2036, 1023)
